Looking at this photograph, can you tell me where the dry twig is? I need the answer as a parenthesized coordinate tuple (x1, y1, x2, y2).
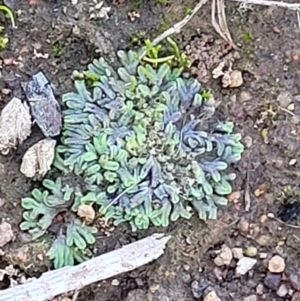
(212, 0, 237, 49)
(0, 234, 171, 301)
(150, 0, 210, 48)
(148, 0, 300, 54)
(230, 0, 300, 11)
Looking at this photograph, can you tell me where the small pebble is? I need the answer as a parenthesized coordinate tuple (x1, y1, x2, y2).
(244, 246, 258, 257)
(232, 248, 244, 260)
(111, 279, 120, 286)
(288, 103, 295, 111)
(236, 257, 257, 276)
(289, 159, 297, 166)
(264, 272, 281, 290)
(277, 283, 288, 297)
(239, 91, 252, 102)
(268, 255, 285, 273)
(243, 136, 253, 148)
(277, 91, 293, 108)
(203, 290, 221, 301)
(213, 267, 223, 281)
(256, 235, 272, 246)
(149, 283, 160, 293)
(256, 283, 264, 295)
(135, 278, 144, 286)
(292, 292, 300, 301)
(244, 295, 257, 301)
(259, 253, 268, 259)
(191, 280, 209, 299)
(229, 70, 243, 88)
(289, 289, 295, 296)
(214, 244, 233, 266)
(227, 191, 241, 202)
(182, 273, 191, 283)
(290, 274, 300, 290)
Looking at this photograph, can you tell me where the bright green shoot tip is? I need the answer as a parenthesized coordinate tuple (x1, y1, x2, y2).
(0, 5, 16, 28)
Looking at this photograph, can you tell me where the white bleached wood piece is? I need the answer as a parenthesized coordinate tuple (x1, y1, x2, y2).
(0, 233, 171, 301)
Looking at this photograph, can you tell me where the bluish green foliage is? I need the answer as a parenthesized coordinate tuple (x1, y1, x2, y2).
(55, 49, 244, 231)
(47, 226, 93, 269)
(21, 46, 243, 268)
(21, 178, 97, 268)
(20, 178, 74, 240)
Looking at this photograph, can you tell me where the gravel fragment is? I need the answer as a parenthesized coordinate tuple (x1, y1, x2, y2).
(191, 279, 209, 299)
(256, 283, 264, 295)
(244, 295, 257, 301)
(277, 91, 293, 108)
(214, 245, 233, 266)
(203, 289, 221, 301)
(277, 283, 288, 297)
(290, 274, 300, 290)
(236, 257, 257, 275)
(264, 272, 281, 290)
(0, 222, 15, 247)
(239, 91, 252, 102)
(232, 248, 243, 259)
(111, 279, 120, 286)
(268, 255, 285, 273)
(292, 292, 300, 301)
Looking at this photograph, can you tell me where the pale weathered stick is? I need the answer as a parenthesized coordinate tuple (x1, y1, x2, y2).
(151, 0, 210, 47)
(0, 233, 171, 301)
(230, 0, 300, 11)
(149, 0, 300, 52)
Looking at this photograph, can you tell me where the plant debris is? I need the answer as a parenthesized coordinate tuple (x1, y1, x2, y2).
(0, 222, 15, 247)
(21, 72, 62, 138)
(20, 138, 57, 180)
(0, 97, 32, 155)
(185, 33, 240, 83)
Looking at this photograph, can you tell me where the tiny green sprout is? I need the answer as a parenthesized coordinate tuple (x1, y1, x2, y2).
(184, 6, 192, 15)
(159, 21, 168, 31)
(52, 44, 63, 56)
(131, 31, 146, 45)
(0, 27, 8, 49)
(242, 30, 254, 43)
(0, 5, 15, 28)
(201, 88, 213, 100)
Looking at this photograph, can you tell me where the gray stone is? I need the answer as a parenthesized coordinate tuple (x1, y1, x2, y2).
(264, 272, 281, 290)
(277, 284, 288, 297)
(244, 295, 257, 301)
(277, 91, 293, 108)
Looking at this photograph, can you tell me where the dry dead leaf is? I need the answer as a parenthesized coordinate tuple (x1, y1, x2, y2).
(0, 97, 32, 155)
(77, 204, 96, 221)
(0, 222, 15, 247)
(20, 138, 56, 180)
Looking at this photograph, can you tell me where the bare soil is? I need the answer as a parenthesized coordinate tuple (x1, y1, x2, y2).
(1, 1, 300, 300)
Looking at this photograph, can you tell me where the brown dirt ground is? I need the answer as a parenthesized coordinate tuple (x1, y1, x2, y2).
(1, 0, 300, 300)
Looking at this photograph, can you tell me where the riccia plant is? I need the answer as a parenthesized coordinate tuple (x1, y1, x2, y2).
(54, 49, 244, 231)
(21, 44, 243, 268)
